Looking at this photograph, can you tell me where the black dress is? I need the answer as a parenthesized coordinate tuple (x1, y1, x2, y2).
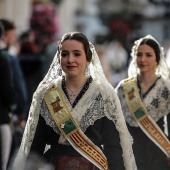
(116, 76, 170, 170)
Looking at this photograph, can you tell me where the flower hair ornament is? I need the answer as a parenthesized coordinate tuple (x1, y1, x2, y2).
(128, 34, 170, 79)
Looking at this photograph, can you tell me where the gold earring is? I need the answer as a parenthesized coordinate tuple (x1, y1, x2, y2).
(85, 64, 90, 76)
(154, 63, 157, 70)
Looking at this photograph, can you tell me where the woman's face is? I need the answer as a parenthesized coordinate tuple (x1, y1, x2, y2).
(136, 44, 157, 74)
(59, 39, 88, 78)
(5, 30, 16, 47)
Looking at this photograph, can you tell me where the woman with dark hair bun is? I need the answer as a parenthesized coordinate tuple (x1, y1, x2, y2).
(13, 32, 137, 170)
(116, 35, 170, 170)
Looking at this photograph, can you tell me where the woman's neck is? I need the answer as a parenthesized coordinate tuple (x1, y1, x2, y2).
(138, 72, 157, 85)
(138, 72, 158, 93)
(65, 75, 88, 91)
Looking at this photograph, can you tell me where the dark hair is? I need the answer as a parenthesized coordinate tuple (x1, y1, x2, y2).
(58, 32, 92, 62)
(0, 22, 3, 40)
(139, 38, 160, 64)
(0, 19, 15, 40)
(0, 19, 15, 31)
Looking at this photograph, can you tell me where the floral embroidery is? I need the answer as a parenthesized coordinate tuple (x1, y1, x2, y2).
(151, 98, 159, 108)
(161, 87, 169, 99)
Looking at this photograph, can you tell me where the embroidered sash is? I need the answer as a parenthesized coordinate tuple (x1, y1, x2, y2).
(122, 78, 170, 158)
(44, 86, 108, 170)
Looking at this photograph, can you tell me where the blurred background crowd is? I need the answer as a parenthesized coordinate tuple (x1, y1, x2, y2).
(0, 0, 170, 169)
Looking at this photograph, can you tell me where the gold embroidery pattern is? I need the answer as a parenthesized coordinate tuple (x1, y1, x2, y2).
(141, 117, 170, 156)
(51, 96, 63, 112)
(70, 131, 108, 170)
(128, 88, 135, 100)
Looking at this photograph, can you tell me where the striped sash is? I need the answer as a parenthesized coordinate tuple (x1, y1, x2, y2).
(44, 86, 109, 170)
(122, 78, 170, 158)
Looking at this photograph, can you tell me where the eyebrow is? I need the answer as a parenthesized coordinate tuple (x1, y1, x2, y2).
(137, 51, 152, 54)
(73, 50, 82, 53)
(61, 50, 82, 53)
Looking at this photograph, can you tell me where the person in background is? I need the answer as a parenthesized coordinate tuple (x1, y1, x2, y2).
(0, 19, 27, 169)
(18, 30, 44, 118)
(18, 2, 59, 118)
(116, 35, 170, 170)
(103, 41, 128, 87)
(30, 2, 59, 74)
(13, 32, 137, 170)
(0, 19, 17, 170)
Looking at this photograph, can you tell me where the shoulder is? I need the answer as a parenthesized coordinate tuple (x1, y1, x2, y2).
(160, 76, 170, 91)
(0, 49, 9, 59)
(161, 76, 170, 84)
(115, 77, 133, 90)
(116, 79, 124, 89)
(0, 52, 11, 68)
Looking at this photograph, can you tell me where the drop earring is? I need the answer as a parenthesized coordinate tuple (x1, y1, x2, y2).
(154, 62, 157, 71)
(85, 64, 90, 76)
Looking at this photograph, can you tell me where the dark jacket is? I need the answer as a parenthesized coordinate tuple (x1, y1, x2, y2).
(0, 48, 17, 125)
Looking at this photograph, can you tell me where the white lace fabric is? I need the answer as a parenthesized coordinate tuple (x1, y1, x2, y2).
(116, 76, 170, 127)
(13, 43, 137, 170)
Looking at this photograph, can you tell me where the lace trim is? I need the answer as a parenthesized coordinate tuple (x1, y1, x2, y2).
(116, 76, 170, 127)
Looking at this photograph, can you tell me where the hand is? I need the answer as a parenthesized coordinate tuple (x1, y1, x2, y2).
(13, 114, 26, 128)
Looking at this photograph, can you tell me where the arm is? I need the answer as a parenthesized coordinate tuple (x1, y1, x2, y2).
(30, 114, 47, 155)
(105, 84, 137, 170)
(102, 117, 125, 170)
(9, 55, 27, 115)
(0, 54, 17, 111)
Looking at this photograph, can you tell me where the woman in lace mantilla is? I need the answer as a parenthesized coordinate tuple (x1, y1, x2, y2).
(13, 32, 136, 170)
(116, 35, 170, 170)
